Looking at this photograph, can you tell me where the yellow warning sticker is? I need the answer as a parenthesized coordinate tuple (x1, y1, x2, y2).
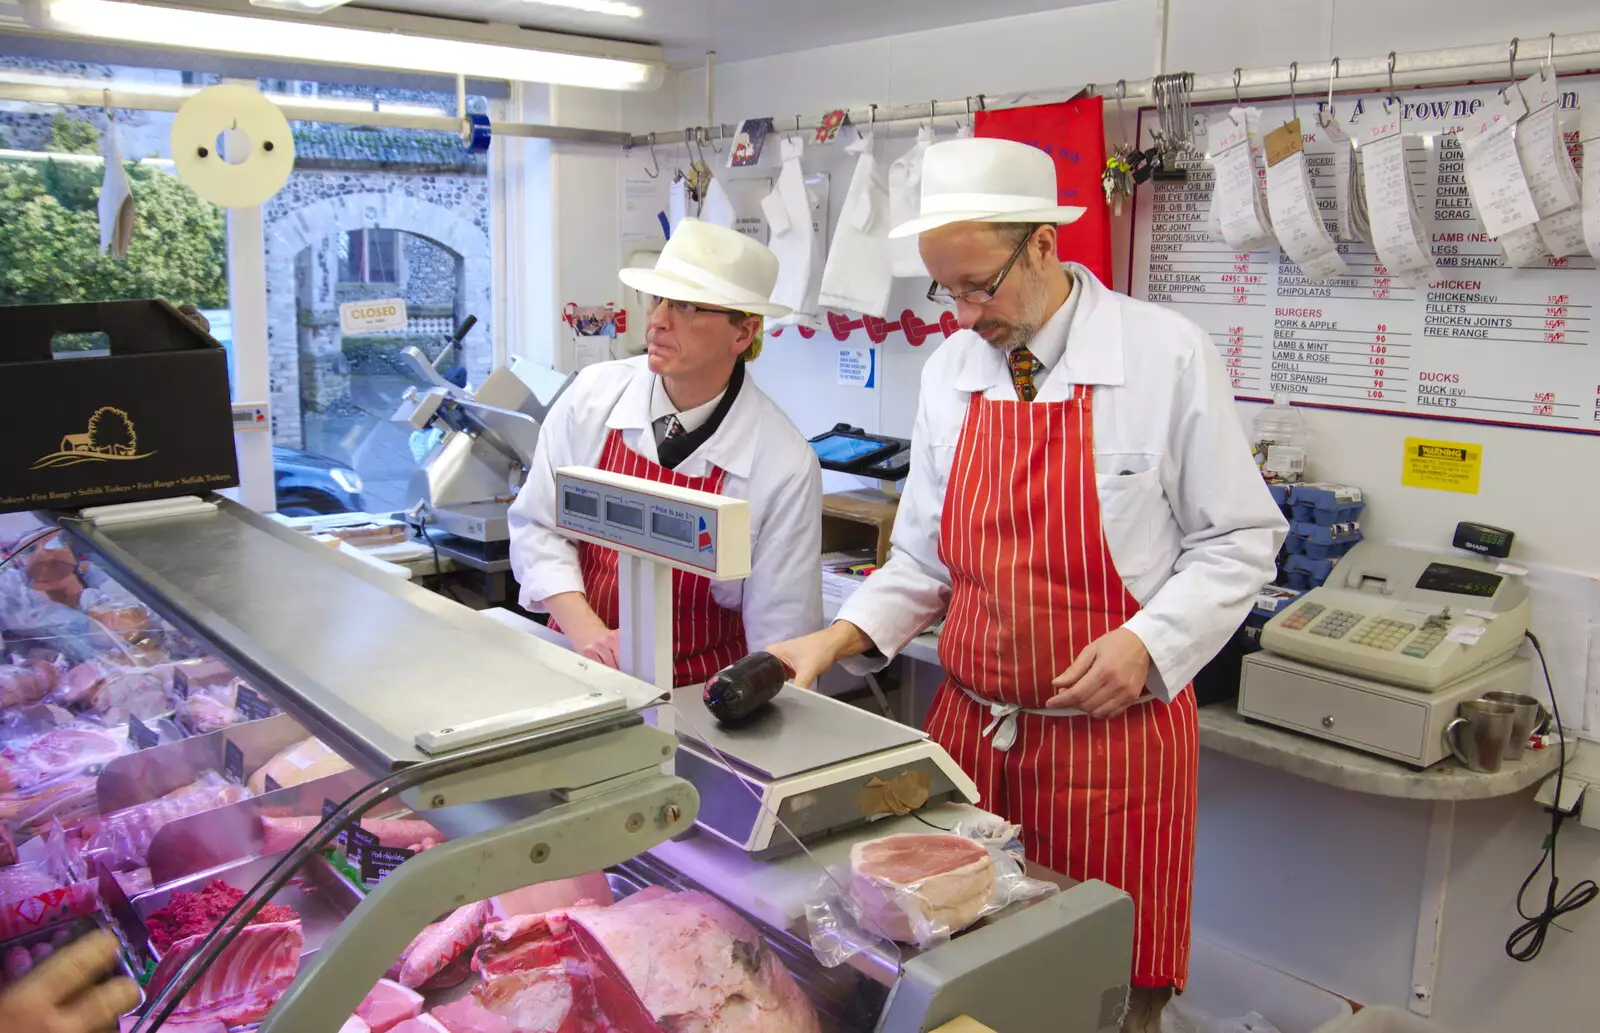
(1401, 438, 1482, 494)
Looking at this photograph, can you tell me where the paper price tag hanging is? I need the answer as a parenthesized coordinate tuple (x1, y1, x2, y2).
(1360, 113, 1436, 288)
(1209, 112, 1275, 252)
(1265, 118, 1350, 282)
(1515, 72, 1589, 258)
(1583, 105, 1600, 261)
(1461, 86, 1540, 240)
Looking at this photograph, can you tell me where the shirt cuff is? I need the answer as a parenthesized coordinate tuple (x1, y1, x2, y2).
(1121, 612, 1180, 704)
(833, 598, 921, 675)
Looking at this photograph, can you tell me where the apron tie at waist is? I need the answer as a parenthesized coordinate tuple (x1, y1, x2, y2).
(959, 682, 1157, 752)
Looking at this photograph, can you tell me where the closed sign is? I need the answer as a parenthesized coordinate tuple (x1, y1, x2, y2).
(339, 299, 408, 335)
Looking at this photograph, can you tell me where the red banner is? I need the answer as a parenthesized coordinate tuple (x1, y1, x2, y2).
(976, 97, 1111, 286)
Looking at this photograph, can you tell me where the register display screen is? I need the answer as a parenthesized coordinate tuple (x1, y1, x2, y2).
(811, 433, 891, 465)
(651, 511, 696, 546)
(563, 489, 599, 519)
(1415, 562, 1502, 598)
(606, 500, 645, 531)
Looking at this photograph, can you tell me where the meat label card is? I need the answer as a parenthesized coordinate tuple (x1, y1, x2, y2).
(322, 799, 349, 848)
(172, 668, 189, 700)
(223, 739, 246, 785)
(127, 714, 159, 750)
(1131, 73, 1597, 433)
(234, 685, 274, 722)
(347, 824, 413, 884)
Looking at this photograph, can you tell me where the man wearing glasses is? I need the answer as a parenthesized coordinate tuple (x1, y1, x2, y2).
(509, 219, 822, 686)
(766, 138, 1283, 1030)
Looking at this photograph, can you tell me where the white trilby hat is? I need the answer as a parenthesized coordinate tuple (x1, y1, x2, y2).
(889, 137, 1087, 239)
(618, 218, 792, 318)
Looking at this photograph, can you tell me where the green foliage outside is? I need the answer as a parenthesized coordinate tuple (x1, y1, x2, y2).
(0, 116, 228, 309)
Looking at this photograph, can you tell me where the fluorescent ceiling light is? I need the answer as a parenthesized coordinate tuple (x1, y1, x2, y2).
(248, 0, 351, 12)
(35, 0, 663, 89)
(0, 69, 447, 116)
(0, 146, 174, 167)
(523, 0, 644, 18)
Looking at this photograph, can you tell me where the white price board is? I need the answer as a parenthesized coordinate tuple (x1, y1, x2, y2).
(339, 299, 408, 335)
(1131, 74, 1597, 435)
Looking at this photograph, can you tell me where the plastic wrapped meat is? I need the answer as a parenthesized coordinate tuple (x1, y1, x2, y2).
(175, 680, 259, 733)
(0, 775, 102, 841)
(89, 667, 169, 724)
(248, 738, 352, 795)
(260, 815, 443, 856)
(0, 725, 129, 793)
(0, 821, 16, 866)
(473, 891, 821, 1033)
(86, 604, 153, 641)
(57, 660, 111, 707)
(396, 901, 489, 989)
(0, 661, 61, 709)
(76, 771, 251, 869)
(0, 863, 97, 940)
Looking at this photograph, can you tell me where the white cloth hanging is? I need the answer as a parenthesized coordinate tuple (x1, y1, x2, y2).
(700, 177, 737, 230)
(98, 120, 135, 259)
(818, 132, 892, 317)
(887, 126, 933, 278)
(762, 135, 823, 325)
(667, 175, 692, 237)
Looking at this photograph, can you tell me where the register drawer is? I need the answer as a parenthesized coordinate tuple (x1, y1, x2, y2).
(1239, 655, 1427, 763)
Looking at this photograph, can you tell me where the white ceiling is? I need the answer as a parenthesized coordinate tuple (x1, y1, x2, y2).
(357, 0, 1106, 66)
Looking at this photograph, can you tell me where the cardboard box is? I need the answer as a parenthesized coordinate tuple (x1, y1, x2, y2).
(820, 489, 900, 567)
(0, 300, 238, 514)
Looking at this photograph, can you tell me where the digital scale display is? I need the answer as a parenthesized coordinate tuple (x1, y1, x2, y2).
(650, 510, 696, 546)
(606, 499, 644, 531)
(1415, 562, 1502, 599)
(563, 489, 599, 519)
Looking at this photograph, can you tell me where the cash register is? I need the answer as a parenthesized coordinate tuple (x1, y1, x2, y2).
(1239, 542, 1533, 766)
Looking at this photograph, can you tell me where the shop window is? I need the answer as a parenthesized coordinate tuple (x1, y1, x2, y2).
(339, 228, 400, 284)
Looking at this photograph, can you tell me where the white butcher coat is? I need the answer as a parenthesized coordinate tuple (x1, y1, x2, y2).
(835, 265, 1288, 699)
(762, 136, 824, 324)
(508, 356, 825, 655)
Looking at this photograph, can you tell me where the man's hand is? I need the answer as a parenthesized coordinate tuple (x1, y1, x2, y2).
(763, 621, 875, 689)
(0, 929, 140, 1033)
(1047, 628, 1152, 719)
(543, 593, 620, 668)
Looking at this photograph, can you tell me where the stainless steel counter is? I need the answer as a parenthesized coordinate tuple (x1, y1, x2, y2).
(55, 499, 662, 773)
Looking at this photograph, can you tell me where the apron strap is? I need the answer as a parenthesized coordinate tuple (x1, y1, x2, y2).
(957, 682, 1157, 752)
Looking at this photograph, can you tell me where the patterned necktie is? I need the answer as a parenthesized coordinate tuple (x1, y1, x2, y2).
(657, 413, 685, 447)
(1008, 347, 1042, 402)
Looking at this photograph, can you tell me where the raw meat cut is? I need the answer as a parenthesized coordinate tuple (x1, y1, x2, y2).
(87, 605, 152, 641)
(849, 833, 996, 943)
(357, 978, 426, 1033)
(90, 668, 169, 724)
(490, 872, 613, 920)
(475, 891, 820, 1033)
(248, 738, 351, 795)
(392, 1018, 451, 1033)
(0, 661, 59, 709)
(59, 660, 110, 706)
(260, 815, 443, 856)
(0, 725, 127, 792)
(146, 920, 303, 1026)
(121, 1017, 228, 1032)
(430, 998, 510, 1033)
(340, 1017, 373, 1033)
(398, 900, 489, 989)
(146, 880, 299, 952)
(4, 944, 29, 980)
(0, 776, 102, 842)
(0, 821, 15, 866)
(473, 913, 564, 980)
(81, 772, 250, 868)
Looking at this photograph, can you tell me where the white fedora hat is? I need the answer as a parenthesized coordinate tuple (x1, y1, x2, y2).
(889, 137, 1087, 239)
(619, 218, 792, 318)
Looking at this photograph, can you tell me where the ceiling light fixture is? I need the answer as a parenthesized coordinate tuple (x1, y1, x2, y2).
(522, 0, 645, 19)
(26, 0, 664, 90)
(248, 0, 354, 14)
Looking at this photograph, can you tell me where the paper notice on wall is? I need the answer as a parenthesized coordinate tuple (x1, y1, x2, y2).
(1400, 437, 1482, 494)
(1462, 88, 1540, 238)
(622, 162, 669, 245)
(1360, 117, 1436, 287)
(1210, 113, 1274, 251)
(1582, 105, 1600, 261)
(837, 347, 876, 388)
(1265, 119, 1349, 281)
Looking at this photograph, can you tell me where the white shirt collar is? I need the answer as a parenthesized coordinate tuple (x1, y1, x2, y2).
(650, 377, 726, 434)
(1013, 275, 1080, 373)
(951, 264, 1126, 395)
(605, 359, 759, 478)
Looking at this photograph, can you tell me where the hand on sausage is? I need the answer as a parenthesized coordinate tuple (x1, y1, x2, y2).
(1047, 628, 1152, 719)
(0, 930, 140, 1033)
(762, 621, 875, 689)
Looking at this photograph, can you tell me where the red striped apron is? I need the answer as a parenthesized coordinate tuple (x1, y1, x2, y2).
(924, 386, 1199, 990)
(565, 428, 747, 687)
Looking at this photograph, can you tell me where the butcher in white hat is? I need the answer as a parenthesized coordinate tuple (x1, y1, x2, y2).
(764, 137, 1285, 1029)
(509, 219, 822, 685)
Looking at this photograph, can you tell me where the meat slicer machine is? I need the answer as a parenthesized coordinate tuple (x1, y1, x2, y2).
(392, 343, 573, 573)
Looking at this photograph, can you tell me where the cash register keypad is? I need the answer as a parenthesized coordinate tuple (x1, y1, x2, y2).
(1350, 618, 1417, 651)
(1280, 602, 1326, 631)
(1310, 609, 1361, 639)
(1403, 625, 1449, 659)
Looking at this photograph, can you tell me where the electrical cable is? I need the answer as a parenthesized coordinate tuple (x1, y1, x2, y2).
(911, 811, 954, 833)
(1504, 630, 1598, 962)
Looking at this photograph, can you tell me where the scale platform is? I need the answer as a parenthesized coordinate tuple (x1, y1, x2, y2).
(669, 685, 979, 859)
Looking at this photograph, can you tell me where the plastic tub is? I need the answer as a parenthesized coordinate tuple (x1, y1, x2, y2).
(1312, 1006, 1442, 1033)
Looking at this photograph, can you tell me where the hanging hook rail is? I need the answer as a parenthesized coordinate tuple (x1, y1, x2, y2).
(1319, 57, 1339, 127)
